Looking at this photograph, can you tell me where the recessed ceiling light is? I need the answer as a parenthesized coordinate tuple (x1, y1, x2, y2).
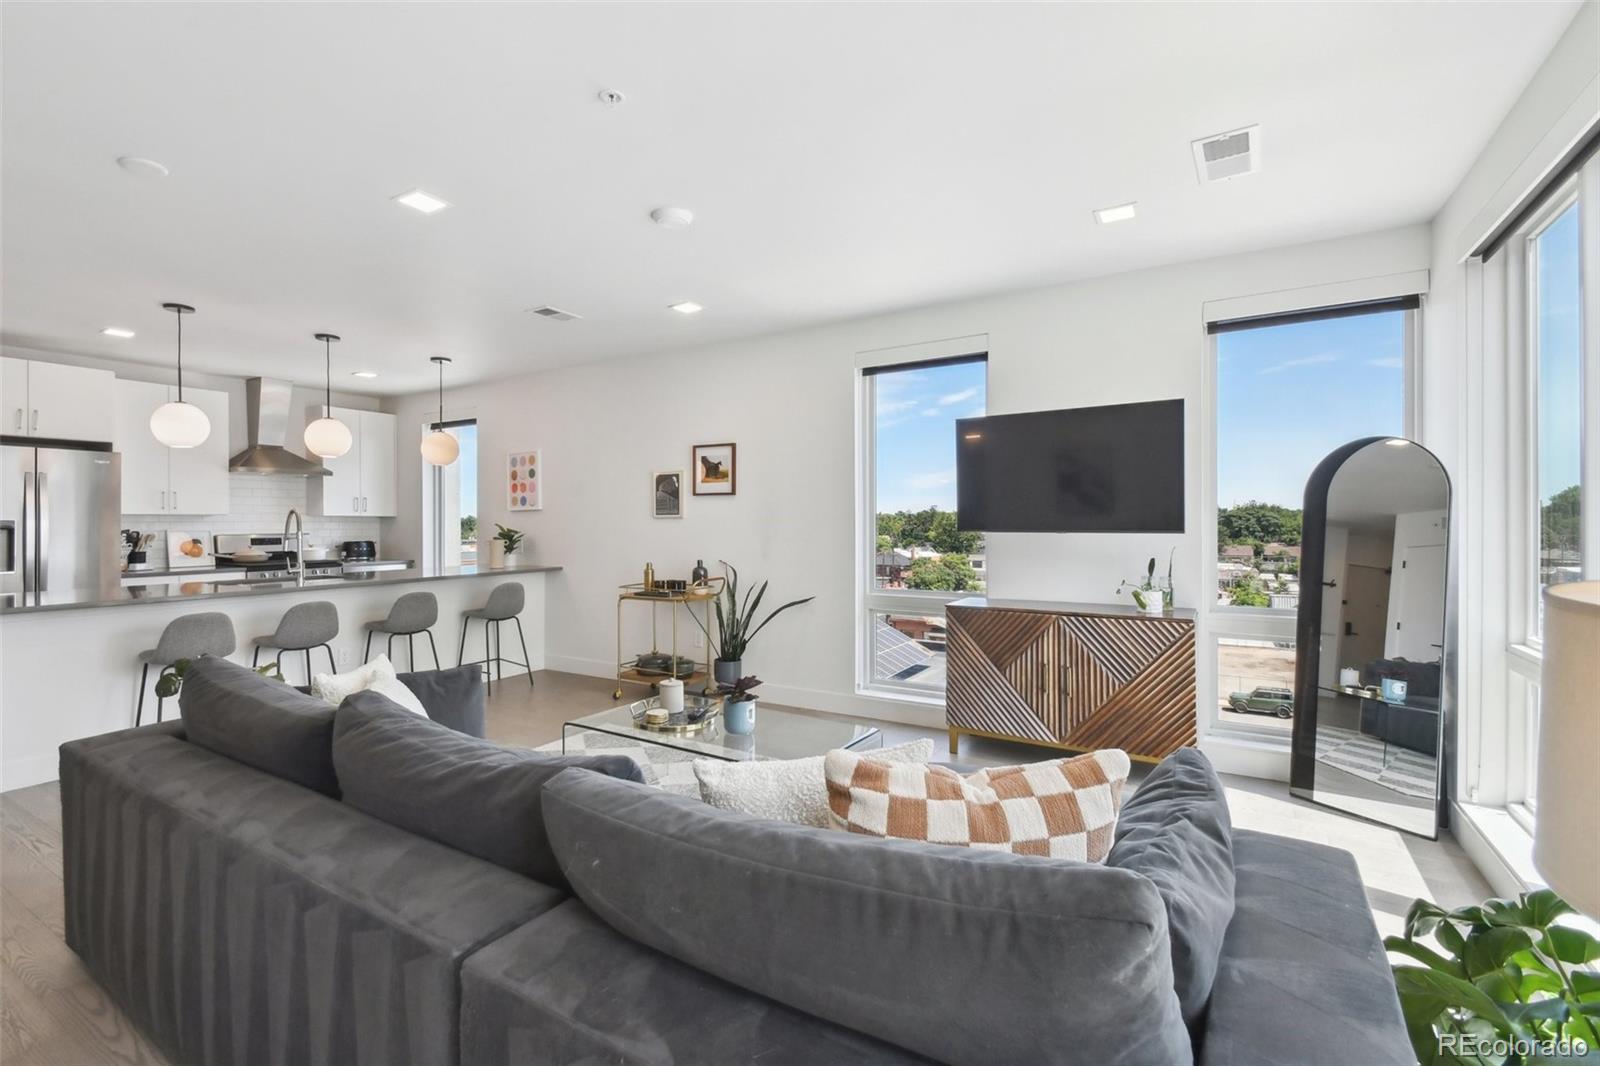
(668, 302, 703, 315)
(1093, 202, 1138, 225)
(393, 188, 450, 214)
(350, 371, 379, 379)
(100, 327, 136, 338)
(116, 156, 169, 178)
(651, 206, 694, 229)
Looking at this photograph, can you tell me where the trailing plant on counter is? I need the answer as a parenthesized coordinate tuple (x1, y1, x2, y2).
(153, 658, 284, 699)
(1385, 888, 1600, 1064)
(689, 561, 815, 663)
(494, 524, 525, 554)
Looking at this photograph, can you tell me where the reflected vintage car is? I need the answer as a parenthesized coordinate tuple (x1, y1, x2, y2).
(1227, 686, 1294, 718)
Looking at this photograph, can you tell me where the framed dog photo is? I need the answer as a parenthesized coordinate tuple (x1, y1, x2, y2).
(653, 470, 683, 518)
(692, 442, 736, 496)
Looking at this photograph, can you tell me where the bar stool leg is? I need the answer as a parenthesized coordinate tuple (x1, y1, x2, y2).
(425, 630, 440, 670)
(304, 648, 313, 686)
(364, 631, 373, 664)
(456, 621, 468, 667)
(275, 651, 284, 678)
(156, 666, 172, 723)
(495, 620, 504, 682)
(514, 616, 533, 688)
(323, 644, 336, 674)
(408, 632, 415, 672)
(484, 618, 493, 695)
(252, 645, 261, 668)
(136, 662, 149, 726)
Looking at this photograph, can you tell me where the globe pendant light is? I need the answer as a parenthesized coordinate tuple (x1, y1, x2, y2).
(303, 333, 353, 459)
(150, 303, 211, 448)
(420, 356, 459, 466)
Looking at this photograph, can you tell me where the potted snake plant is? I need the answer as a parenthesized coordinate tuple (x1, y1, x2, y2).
(690, 561, 814, 685)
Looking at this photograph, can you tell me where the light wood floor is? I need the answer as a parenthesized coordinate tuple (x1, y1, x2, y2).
(1, 669, 1491, 1065)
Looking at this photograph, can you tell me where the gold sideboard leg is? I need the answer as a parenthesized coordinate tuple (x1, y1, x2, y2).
(948, 728, 960, 755)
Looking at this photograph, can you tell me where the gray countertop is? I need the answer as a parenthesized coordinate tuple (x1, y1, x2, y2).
(0, 563, 563, 615)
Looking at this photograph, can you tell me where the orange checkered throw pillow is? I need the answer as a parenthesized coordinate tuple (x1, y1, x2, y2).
(824, 748, 1131, 861)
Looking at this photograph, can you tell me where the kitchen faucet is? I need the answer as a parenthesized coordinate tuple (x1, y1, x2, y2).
(283, 508, 304, 586)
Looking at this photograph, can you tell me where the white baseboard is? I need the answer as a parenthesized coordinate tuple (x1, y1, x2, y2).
(2, 754, 60, 793)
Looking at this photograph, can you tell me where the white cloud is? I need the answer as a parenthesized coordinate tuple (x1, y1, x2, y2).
(1366, 357, 1403, 369)
(907, 468, 957, 489)
(937, 386, 980, 406)
(1259, 352, 1340, 375)
(877, 399, 920, 415)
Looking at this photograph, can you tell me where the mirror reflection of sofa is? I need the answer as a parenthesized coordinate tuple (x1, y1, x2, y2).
(1358, 657, 1441, 756)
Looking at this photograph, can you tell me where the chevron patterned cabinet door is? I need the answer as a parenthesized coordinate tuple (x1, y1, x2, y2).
(945, 599, 1197, 762)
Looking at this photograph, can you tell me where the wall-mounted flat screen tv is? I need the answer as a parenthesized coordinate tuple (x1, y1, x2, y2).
(955, 399, 1184, 533)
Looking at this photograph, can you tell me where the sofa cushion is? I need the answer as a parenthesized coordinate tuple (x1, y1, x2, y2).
(332, 691, 645, 888)
(1107, 747, 1235, 1029)
(460, 900, 932, 1066)
(397, 665, 485, 737)
(542, 768, 1193, 1066)
(179, 655, 340, 796)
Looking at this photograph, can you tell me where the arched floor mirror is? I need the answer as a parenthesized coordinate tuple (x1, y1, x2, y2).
(1289, 436, 1450, 838)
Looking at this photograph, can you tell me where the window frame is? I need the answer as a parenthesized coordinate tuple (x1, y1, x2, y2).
(1201, 301, 1420, 739)
(422, 416, 478, 573)
(855, 347, 988, 702)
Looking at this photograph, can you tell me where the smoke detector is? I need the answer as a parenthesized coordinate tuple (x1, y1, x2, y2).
(651, 206, 694, 230)
(1191, 125, 1262, 184)
(527, 305, 581, 322)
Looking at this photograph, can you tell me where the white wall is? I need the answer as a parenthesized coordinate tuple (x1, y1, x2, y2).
(383, 224, 1431, 759)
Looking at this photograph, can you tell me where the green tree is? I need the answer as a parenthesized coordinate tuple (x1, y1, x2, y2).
(876, 512, 905, 546)
(1230, 580, 1269, 608)
(460, 514, 477, 542)
(876, 534, 892, 554)
(1217, 502, 1302, 547)
(905, 553, 980, 592)
(1542, 484, 1580, 554)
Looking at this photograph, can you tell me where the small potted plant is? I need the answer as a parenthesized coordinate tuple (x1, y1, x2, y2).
(493, 524, 525, 568)
(1117, 549, 1174, 615)
(718, 675, 762, 735)
(690, 561, 814, 685)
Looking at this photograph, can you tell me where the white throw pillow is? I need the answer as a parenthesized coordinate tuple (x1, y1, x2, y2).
(310, 655, 429, 718)
(694, 737, 934, 828)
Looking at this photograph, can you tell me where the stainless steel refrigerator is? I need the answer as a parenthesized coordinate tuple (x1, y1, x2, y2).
(1, 440, 121, 606)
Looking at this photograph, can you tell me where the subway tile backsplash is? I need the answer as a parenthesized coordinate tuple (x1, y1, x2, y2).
(124, 473, 381, 568)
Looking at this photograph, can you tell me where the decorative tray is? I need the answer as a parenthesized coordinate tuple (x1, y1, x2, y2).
(627, 694, 724, 734)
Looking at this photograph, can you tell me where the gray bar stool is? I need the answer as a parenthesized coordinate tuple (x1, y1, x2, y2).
(363, 591, 440, 670)
(136, 612, 237, 725)
(251, 601, 339, 684)
(457, 582, 533, 694)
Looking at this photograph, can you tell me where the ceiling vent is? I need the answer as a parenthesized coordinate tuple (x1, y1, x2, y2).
(1191, 125, 1262, 184)
(527, 305, 581, 322)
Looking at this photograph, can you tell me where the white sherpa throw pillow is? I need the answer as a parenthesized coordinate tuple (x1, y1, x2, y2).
(694, 737, 934, 827)
(311, 655, 429, 718)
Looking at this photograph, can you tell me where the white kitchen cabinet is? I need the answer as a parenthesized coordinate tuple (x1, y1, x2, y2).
(1, 357, 115, 443)
(113, 379, 231, 515)
(308, 406, 397, 517)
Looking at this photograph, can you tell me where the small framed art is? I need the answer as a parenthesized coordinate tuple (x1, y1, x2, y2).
(692, 443, 736, 496)
(509, 450, 542, 510)
(653, 470, 683, 518)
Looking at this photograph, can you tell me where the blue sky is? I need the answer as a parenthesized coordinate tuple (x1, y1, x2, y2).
(1536, 202, 1582, 507)
(457, 422, 478, 517)
(874, 361, 986, 512)
(1217, 311, 1406, 507)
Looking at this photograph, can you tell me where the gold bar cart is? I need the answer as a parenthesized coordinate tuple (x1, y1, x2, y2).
(613, 578, 723, 700)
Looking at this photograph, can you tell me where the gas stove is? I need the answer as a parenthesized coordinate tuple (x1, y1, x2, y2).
(214, 533, 345, 582)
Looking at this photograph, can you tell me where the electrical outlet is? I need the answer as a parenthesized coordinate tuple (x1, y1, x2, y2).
(336, 647, 351, 667)
(691, 630, 704, 649)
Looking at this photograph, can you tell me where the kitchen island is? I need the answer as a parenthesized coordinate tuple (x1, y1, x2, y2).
(0, 562, 561, 789)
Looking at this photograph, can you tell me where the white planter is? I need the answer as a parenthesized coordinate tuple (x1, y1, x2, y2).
(1140, 591, 1167, 615)
(490, 542, 521, 569)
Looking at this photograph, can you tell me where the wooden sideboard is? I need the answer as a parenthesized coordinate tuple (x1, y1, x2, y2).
(945, 597, 1197, 763)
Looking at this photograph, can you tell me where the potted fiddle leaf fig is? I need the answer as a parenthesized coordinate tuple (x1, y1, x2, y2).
(1386, 888, 1600, 1064)
(690, 561, 814, 685)
(494, 524, 525, 568)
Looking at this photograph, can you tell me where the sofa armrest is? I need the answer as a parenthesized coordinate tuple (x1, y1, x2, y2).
(399, 665, 486, 737)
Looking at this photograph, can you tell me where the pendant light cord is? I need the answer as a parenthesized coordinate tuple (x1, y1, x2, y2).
(325, 336, 332, 413)
(437, 359, 445, 429)
(175, 310, 184, 402)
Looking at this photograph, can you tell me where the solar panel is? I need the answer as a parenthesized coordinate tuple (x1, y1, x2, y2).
(874, 617, 933, 680)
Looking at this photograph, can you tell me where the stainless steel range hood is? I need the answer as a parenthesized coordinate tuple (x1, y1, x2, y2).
(229, 378, 332, 476)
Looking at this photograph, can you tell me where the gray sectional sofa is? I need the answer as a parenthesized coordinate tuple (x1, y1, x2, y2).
(60, 656, 1411, 1066)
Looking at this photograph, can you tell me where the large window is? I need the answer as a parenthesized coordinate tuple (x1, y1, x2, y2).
(860, 352, 986, 697)
(1529, 199, 1584, 636)
(1209, 301, 1415, 733)
(424, 419, 478, 570)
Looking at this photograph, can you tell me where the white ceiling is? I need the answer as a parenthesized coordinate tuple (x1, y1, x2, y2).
(0, 1, 1580, 396)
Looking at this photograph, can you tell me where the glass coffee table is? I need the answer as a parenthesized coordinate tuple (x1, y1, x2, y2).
(564, 696, 882, 762)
